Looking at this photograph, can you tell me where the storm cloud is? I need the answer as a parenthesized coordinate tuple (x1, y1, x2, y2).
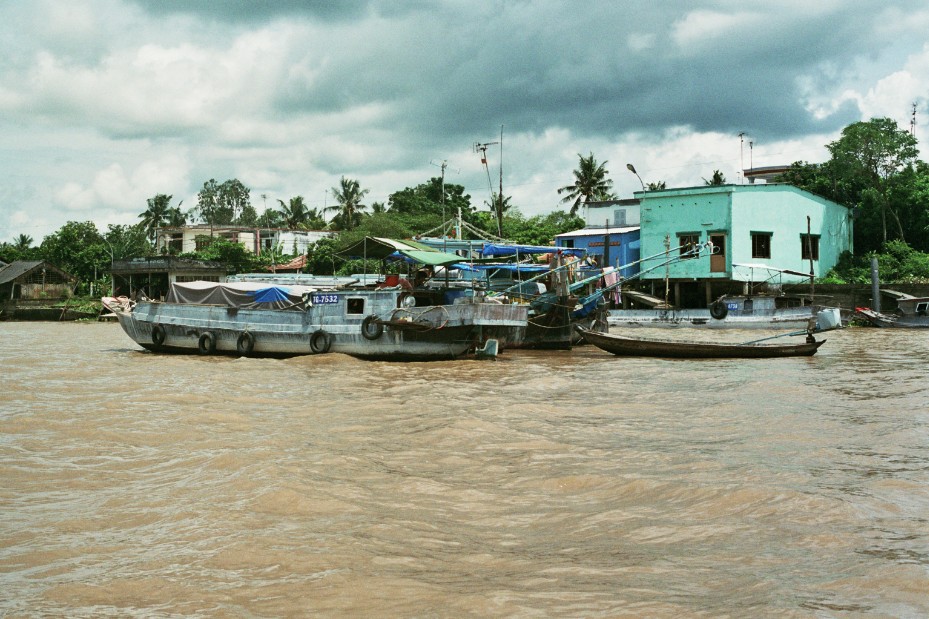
(2, 0, 927, 241)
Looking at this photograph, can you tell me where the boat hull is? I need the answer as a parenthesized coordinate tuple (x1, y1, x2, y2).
(608, 307, 818, 329)
(578, 327, 824, 358)
(855, 307, 929, 328)
(106, 292, 527, 361)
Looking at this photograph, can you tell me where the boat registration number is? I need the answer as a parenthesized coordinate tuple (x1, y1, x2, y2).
(312, 294, 340, 304)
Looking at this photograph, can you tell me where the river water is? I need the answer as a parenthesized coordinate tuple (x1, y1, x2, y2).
(1, 321, 928, 617)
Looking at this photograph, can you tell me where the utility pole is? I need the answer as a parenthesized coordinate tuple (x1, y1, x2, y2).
(474, 139, 501, 235)
(498, 125, 504, 239)
(738, 132, 746, 184)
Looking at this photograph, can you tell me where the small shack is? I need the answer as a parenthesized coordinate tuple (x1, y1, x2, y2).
(0, 260, 80, 320)
(110, 256, 228, 300)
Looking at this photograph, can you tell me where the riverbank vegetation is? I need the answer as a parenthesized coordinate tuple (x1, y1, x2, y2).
(3, 118, 928, 292)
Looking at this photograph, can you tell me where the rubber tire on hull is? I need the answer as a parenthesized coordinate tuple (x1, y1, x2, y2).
(361, 315, 384, 340)
(310, 330, 332, 354)
(151, 323, 166, 348)
(198, 331, 217, 355)
(710, 301, 729, 320)
(236, 331, 255, 356)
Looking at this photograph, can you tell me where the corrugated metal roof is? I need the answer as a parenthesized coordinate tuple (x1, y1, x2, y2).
(0, 260, 44, 285)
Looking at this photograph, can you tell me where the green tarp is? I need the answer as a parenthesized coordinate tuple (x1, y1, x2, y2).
(335, 237, 463, 267)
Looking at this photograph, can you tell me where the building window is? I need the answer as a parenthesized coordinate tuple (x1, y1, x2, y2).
(677, 233, 700, 259)
(561, 239, 574, 248)
(751, 232, 772, 259)
(613, 209, 627, 226)
(800, 234, 820, 260)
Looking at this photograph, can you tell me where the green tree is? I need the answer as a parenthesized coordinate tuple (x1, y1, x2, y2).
(703, 170, 727, 185)
(326, 177, 369, 230)
(139, 194, 173, 243)
(182, 236, 255, 273)
(0, 234, 40, 262)
(195, 179, 221, 225)
(277, 196, 310, 229)
(780, 118, 922, 254)
(558, 153, 615, 216)
(39, 221, 105, 285)
(827, 118, 918, 245)
(14, 234, 33, 251)
(165, 204, 186, 227)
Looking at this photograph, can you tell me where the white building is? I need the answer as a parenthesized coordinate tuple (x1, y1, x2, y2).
(156, 225, 333, 256)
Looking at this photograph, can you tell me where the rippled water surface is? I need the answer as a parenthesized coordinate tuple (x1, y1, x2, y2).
(2, 322, 928, 617)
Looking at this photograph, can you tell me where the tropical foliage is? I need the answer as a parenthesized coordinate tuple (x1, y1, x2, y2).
(557, 153, 615, 215)
(5, 117, 929, 292)
(326, 176, 369, 230)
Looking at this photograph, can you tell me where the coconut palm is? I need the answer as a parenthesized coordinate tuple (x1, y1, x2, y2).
(164, 203, 186, 227)
(13, 234, 33, 251)
(277, 196, 310, 229)
(703, 170, 727, 185)
(326, 177, 370, 230)
(139, 194, 173, 244)
(557, 153, 615, 215)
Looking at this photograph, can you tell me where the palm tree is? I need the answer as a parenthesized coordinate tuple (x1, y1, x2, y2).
(326, 177, 370, 230)
(139, 194, 172, 243)
(703, 170, 727, 185)
(13, 234, 33, 251)
(277, 196, 309, 229)
(164, 203, 186, 227)
(557, 153, 615, 215)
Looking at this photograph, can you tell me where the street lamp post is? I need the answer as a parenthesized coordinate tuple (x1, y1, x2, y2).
(626, 163, 645, 191)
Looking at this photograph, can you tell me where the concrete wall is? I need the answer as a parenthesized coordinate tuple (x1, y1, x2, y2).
(638, 184, 852, 282)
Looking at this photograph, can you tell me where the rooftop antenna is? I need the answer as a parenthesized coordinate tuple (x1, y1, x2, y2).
(738, 132, 746, 184)
(474, 137, 502, 235)
(749, 140, 754, 177)
(430, 159, 459, 245)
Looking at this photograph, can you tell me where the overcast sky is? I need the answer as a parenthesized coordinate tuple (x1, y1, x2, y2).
(2, 0, 928, 244)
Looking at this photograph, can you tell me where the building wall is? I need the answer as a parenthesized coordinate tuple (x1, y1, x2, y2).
(158, 227, 332, 255)
(586, 202, 641, 227)
(638, 184, 851, 283)
(638, 186, 732, 280)
(730, 186, 852, 280)
(555, 229, 640, 276)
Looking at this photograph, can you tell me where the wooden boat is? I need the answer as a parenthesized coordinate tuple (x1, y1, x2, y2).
(418, 240, 610, 350)
(576, 327, 824, 358)
(102, 238, 531, 361)
(855, 296, 929, 328)
(103, 282, 526, 361)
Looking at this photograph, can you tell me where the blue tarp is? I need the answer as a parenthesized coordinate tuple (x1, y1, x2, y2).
(251, 286, 291, 303)
(450, 262, 551, 273)
(480, 243, 586, 258)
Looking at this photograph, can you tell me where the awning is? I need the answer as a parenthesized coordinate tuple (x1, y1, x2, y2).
(335, 237, 464, 267)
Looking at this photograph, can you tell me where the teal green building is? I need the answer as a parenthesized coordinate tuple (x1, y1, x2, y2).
(637, 184, 852, 306)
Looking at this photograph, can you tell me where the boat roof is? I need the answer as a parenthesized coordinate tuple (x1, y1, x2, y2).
(335, 237, 464, 266)
(733, 263, 812, 278)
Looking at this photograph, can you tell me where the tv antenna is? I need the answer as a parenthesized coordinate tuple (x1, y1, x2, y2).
(738, 132, 746, 183)
(474, 125, 505, 235)
(430, 159, 459, 240)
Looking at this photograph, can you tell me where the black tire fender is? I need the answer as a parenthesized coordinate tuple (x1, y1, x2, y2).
(236, 331, 255, 356)
(151, 323, 166, 347)
(310, 329, 332, 354)
(198, 331, 216, 355)
(710, 300, 729, 320)
(361, 315, 384, 340)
